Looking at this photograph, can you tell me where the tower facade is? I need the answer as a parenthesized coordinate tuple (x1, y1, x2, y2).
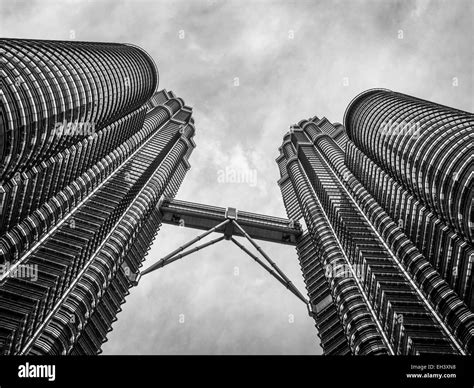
(2, 39, 472, 357)
(0, 39, 195, 354)
(276, 90, 474, 355)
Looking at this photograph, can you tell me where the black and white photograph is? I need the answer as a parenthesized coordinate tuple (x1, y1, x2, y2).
(0, 0, 473, 386)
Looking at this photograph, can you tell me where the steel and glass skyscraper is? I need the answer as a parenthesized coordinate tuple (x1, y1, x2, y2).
(2, 39, 472, 357)
(0, 39, 195, 354)
(277, 89, 473, 355)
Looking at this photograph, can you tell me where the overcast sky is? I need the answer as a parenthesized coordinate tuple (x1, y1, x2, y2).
(1, 0, 472, 354)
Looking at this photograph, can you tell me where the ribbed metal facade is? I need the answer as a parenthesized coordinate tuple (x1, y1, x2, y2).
(2, 39, 472, 356)
(344, 89, 473, 310)
(0, 39, 195, 354)
(277, 97, 474, 355)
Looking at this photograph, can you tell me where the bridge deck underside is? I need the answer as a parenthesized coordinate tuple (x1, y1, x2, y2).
(159, 199, 302, 245)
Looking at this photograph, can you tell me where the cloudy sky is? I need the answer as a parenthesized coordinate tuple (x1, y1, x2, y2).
(2, 0, 472, 354)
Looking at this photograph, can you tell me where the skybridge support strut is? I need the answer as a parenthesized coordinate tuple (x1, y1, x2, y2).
(137, 202, 310, 310)
(231, 220, 309, 306)
(230, 237, 308, 305)
(140, 235, 226, 277)
(140, 219, 230, 277)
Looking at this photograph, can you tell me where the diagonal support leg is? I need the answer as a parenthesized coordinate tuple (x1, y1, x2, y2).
(231, 220, 309, 305)
(135, 217, 311, 313)
(141, 235, 226, 276)
(140, 219, 230, 276)
(231, 237, 308, 305)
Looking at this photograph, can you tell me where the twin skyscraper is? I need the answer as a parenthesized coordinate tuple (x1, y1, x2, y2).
(1, 39, 472, 355)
